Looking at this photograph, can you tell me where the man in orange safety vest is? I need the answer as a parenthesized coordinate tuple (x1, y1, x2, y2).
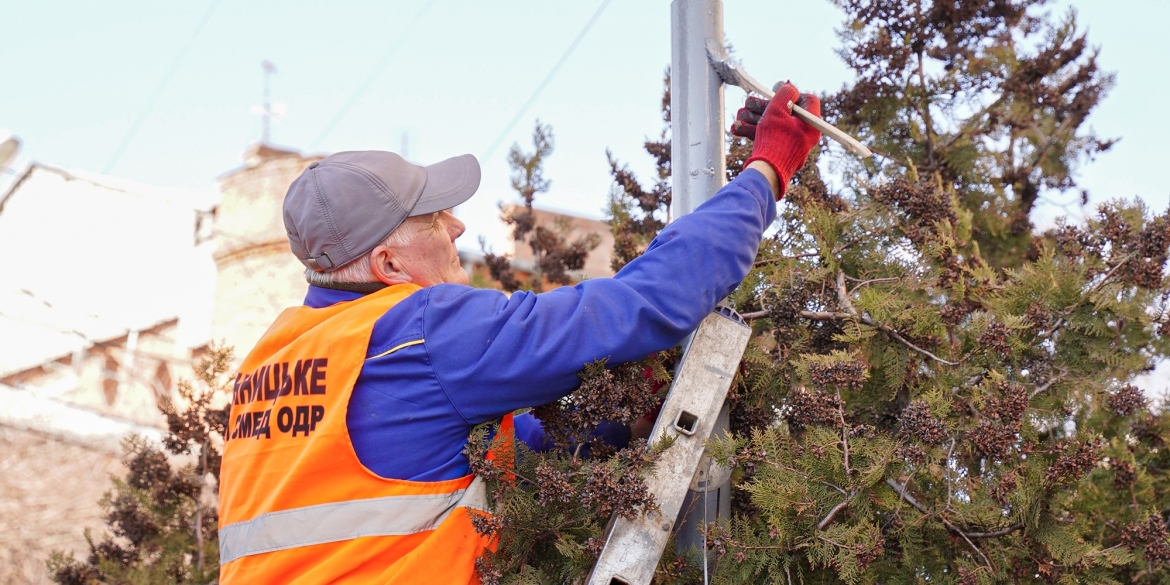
(218, 83, 821, 583)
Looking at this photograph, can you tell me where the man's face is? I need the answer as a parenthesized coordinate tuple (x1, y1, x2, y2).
(389, 210, 469, 287)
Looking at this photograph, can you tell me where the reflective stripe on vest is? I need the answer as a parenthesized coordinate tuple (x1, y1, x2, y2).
(219, 476, 488, 564)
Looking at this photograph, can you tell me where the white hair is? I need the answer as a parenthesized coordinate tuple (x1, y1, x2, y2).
(303, 224, 417, 286)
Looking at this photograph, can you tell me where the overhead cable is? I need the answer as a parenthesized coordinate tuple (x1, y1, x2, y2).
(480, 0, 613, 162)
(103, 0, 222, 174)
(310, 0, 441, 150)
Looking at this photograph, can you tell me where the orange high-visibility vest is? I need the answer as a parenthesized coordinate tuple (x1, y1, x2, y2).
(218, 284, 513, 584)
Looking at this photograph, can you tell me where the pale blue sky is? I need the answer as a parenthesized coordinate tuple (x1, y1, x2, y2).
(2, 0, 1167, 252)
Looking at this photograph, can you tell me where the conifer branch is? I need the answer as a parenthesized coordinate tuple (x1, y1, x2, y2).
(1040, 254, 1137, 337)
(837, 395, 852, 478)
(814, 396, 858, 531)
(885, 478, 928, 513)
(816, 496, 855, 531)
(816, 535, 851, 550)
(753, 252, 819, 267)
(867, 146, 910, 168)
(1014, 116, 1081, 203)
(962, 524, 1025, 539)
(944, 439, 955, 506)
(915, 46, 936, 167)
(1085, 253, 1136, 298)
(832, 228, 891, 256)
(767, 459, 848, 496)
(885, 479, 992, 566)
(823, 481, 848, 496)
(788, 306, 963, 366)
(846, 277, 901, 295)
(955, 529, 993, 568)
(834, 271, 963, 366)
(886, 477, 1023, 546)
(1040, 317, 1066, 339)
(798, 310, 854, 321)
(872, 323, 962, 366)
(835, 271, 855, 314)
(752, 228, 890, 270)
(742, 308, 853, 321)
(722, 543, 790, 552)
(1030, 369, 1069, 399)
(940, 96, 1007, 150)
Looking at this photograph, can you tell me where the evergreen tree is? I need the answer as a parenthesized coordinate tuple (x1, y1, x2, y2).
(825, 0, 1115, 268)
(478, 2, 1170, 583)
(47, 346, 231, 584)
(483, 121, 602, 292)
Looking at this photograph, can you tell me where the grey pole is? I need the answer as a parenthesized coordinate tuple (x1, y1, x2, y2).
(586, 5, 740, 583)
(669, 0, 732, 563)
(670, 0, 726, 218)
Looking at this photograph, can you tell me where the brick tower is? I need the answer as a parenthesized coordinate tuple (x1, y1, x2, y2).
(210, 143, 323, 356)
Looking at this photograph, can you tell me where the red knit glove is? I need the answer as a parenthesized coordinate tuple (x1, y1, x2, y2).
(731, 82, 822, 197)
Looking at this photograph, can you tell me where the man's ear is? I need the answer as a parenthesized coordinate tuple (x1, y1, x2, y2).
(369, 245, 413, 285)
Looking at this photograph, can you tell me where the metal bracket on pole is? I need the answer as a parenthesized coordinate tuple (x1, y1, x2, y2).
(586, 308, 751, 585)
(705, 47, 874, 159)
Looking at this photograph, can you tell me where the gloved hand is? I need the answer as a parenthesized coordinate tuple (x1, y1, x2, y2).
(731, 82, 822, 197)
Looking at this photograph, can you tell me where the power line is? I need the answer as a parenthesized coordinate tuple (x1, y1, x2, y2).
(481, 0, 613, 162)
(103, 0, 221, 174)
(310, 0, 441, 150)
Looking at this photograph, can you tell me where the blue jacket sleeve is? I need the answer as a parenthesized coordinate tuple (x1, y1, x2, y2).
(422, 169, 775, 424)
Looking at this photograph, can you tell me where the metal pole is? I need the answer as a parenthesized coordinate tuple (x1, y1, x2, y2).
(587, 5, 737, 583)
(670, 0, 725, 217)
(669, 0, 732, 564)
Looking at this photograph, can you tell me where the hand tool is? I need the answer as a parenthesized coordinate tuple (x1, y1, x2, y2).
(707, 44, 873, 159)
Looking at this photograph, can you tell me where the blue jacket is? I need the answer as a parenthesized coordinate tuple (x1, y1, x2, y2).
(304, 169, 775, 481)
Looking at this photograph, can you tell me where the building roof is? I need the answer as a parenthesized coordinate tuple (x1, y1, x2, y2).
(0, 164, 216, 377)
(0, 382, 164, 451)
(506, 205, 616, 280)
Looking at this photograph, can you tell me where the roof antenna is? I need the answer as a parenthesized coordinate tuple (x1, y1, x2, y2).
(261, 60, 277, 144)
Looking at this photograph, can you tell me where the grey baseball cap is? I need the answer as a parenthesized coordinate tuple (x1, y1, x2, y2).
(283, 150, 480, 272)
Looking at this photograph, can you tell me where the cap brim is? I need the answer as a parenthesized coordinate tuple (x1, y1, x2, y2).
(410, 154, 481, 216)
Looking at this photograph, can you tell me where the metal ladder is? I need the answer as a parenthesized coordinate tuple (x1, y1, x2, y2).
(586, 306, 751, 585)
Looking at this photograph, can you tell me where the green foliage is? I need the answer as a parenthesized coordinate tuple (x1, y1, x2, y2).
(479, 3, 1170, 584)
(463, 358, 671, 584)
(483, 121, 602, 292)
(827, 0, 1116, 269)
(707, 147, 1170, 582)
(48, 345, 233, 584)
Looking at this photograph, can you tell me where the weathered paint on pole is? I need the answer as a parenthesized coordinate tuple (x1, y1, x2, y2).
(670, 0, 726, 218)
